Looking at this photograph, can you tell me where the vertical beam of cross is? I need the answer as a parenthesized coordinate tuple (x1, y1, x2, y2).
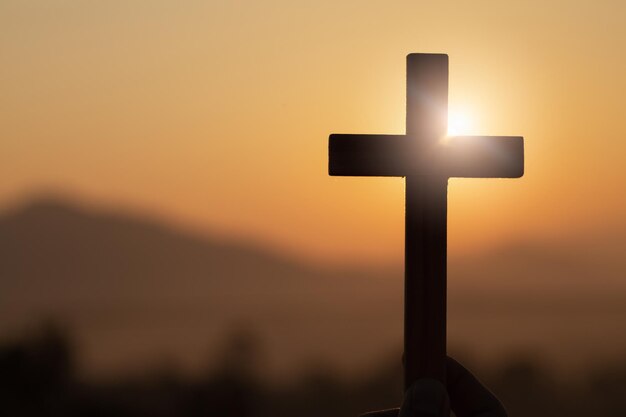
(328, 53, 524, 389)
(404, 55, 449, 385)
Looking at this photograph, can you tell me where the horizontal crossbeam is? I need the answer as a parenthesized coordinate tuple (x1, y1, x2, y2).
(329, 134, 408, 176)
(443, 135, 524, 178)
(328, 134, 523, 178)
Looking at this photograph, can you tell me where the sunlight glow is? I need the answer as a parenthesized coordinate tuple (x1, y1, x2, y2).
(447, 110, 473, 136)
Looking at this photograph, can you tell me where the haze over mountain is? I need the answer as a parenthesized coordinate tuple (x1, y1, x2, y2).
(1, 197, 624, 379)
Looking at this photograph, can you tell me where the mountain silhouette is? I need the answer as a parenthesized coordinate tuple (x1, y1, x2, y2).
(0, 197, 402, 379)
(1, 196, 625, 379)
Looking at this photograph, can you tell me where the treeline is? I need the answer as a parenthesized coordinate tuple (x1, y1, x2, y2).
(0, 324, 624, 417)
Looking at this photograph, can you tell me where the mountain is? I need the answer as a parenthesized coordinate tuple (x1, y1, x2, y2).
(0, 198, 403, 379)
(0, 197, 625, 379)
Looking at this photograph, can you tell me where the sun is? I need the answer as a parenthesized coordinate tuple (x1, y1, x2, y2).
(447, 110, 474, 136)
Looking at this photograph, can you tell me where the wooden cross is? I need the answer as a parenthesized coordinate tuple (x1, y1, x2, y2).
(328, 53, 524, 389)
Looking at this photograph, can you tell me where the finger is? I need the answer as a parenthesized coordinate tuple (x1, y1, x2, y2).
(446, 357, 507, 417)
(399, 378, 450, 417)
(360, 408, 399, 417)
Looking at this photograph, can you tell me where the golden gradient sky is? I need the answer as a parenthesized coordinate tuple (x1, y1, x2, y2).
(2, 0, 626, 264)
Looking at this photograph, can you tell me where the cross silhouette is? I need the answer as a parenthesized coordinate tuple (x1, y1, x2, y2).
(328, 53, 524, 389)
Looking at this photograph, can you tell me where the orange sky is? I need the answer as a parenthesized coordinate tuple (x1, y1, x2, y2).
(2, 0, 626, 265)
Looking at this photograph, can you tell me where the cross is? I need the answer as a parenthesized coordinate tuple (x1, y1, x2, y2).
(328, 53, 524, 389)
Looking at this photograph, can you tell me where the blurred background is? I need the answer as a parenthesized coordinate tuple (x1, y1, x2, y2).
(1, 1, 625, 415)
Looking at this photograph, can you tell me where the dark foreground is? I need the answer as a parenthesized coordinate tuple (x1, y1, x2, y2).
(1, 324, 624, 417)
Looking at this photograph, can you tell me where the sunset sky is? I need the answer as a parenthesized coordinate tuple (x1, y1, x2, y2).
(2, 0, 626, 265)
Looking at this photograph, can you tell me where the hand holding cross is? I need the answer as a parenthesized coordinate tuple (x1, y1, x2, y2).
(328, 54, 524, 389)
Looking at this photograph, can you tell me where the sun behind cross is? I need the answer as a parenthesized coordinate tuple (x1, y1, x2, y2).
(447, 109, 474, 136)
